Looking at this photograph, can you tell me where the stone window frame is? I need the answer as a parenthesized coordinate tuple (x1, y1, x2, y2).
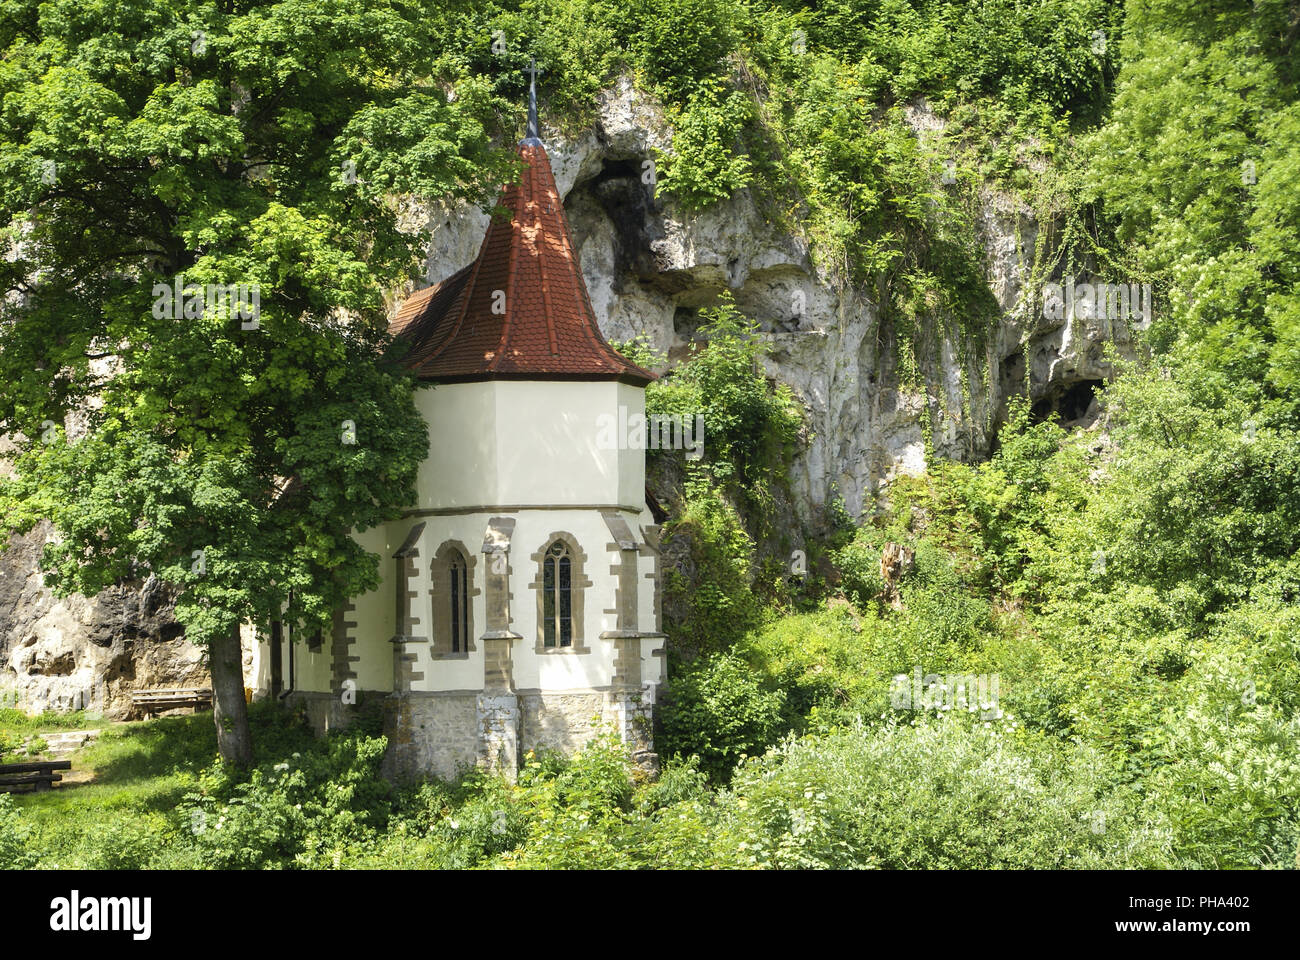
(529, 532, 591, 654)
(429, 540, 479, 659)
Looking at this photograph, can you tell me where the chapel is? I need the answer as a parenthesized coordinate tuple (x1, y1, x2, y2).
(251, 70, 666, 780)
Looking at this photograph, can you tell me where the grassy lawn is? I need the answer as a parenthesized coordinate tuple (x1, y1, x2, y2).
(0, 707, 112, 734)
(2, 704, 319, 867)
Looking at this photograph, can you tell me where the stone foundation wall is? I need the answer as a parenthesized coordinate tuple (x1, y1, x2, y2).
(518, 691, 607, 756)
(374, 685, 660, 783)
(381, 690, 481, 783)
(289, 690, 357, 735)
(607, 686, 657, 754)
(478, 693, 519, 775)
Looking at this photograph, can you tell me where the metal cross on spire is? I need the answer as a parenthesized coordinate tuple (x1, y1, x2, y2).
(524, 57, 542, 145)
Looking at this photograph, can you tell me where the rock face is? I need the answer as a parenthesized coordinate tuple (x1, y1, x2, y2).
(0, 522, 207, 718)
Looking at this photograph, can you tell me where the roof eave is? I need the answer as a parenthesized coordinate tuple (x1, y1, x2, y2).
(416, 370, 656, 387)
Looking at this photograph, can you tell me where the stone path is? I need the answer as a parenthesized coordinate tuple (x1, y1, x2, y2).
(37, 729, 101, 756)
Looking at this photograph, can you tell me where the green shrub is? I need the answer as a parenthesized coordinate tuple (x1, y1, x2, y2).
(652, 298, 803, 493)
(636, 754, 710, 813)
(719, 717, 1174, 869)
(0, 794, 41, 869)
(662, 485, 763, 657)
(660, 652, 786, 782)
(631, 0, 740, 95)
(337, 828, 459, 869)
(503, 735, 640, 869)
(739, 607, 887, 723)
(177, 732, 392, 869)
(833, 536, 888, 611)
(648, 297, 804, 653)
(72, 815, 170, 870)
(1142, 617, 1300, 868)
(553, 731, 635, 814)
(656, 81, 754, 208)
(393, 773, 531, 868)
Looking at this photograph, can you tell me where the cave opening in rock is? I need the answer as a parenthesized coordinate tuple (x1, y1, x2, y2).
(1029, 379, 1104, 427)
(573, 156, 657, 282)
(1059, 379, 1103, 423)
(672, 306, 701, 340)
(1000, 350, 1025, 388)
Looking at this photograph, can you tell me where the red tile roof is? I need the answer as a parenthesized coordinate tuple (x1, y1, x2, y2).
(389, 142, 656, 386)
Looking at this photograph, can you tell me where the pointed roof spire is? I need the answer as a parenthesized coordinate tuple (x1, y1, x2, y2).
(387, 94, 655, 388)
(523, 57, 542, 146)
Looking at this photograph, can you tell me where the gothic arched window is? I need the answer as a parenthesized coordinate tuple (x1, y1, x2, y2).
(430, 541, 477, 657)
(448, 550, 469, 653)
(542, 540, 572, 648)
(530, 533, 590, 654)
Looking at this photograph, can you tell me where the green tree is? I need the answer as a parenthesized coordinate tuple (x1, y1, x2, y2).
(0, 0, 513, 765)
(1081, 0, 1300, 395)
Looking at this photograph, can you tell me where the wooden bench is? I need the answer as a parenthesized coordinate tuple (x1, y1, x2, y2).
(0, 760, 72, 793)
(130, 687, 214, 718)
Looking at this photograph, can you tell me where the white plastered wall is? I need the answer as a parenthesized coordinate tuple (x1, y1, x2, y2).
(416, 380, 645, 510)
(257, 377, 656, 697)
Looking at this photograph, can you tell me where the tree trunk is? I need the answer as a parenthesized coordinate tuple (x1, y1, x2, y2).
(209, 622, 253, 767)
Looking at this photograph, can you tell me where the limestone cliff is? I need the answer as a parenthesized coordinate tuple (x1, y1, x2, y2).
(0, 523, 206, 716)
